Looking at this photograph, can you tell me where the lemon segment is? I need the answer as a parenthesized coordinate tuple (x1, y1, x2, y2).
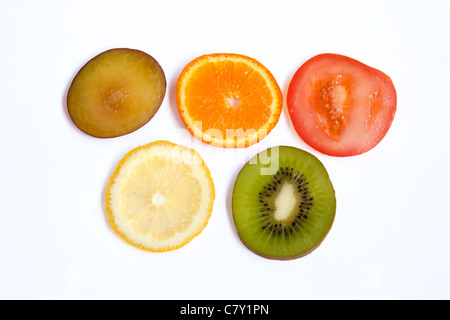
(106, 141, 215, 252)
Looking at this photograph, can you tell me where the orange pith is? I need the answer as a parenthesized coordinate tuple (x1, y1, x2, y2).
(176, 54, 283, 148)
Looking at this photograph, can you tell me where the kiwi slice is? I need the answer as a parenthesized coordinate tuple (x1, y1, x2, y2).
(67, 48, 166, 138)
(232, 146, 336, 260)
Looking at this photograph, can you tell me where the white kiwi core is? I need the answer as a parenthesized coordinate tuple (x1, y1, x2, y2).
(274, 182, 298, 221)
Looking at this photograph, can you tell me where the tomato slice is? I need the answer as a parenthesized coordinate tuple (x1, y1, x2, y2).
(287, 54, 397, 157)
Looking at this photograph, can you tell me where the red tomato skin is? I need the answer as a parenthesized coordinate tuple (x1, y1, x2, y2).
(287, 53, 397, 157)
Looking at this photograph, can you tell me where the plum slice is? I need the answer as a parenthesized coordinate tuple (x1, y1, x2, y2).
(67, 48, 166, 138)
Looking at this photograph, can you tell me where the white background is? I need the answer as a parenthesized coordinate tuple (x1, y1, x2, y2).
(1, 0, 449, 300)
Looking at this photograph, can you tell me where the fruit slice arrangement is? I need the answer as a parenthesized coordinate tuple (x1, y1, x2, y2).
(65, 49, 397, 258)
(176, 53, 283, 148)
(67, 48, 166, 138)
(232, 146, 336, 260)
(106, 141, 215, 252)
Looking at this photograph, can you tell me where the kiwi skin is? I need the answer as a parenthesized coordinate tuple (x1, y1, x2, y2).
(231, 146, 336, 260)
(233, 225, 334, 261)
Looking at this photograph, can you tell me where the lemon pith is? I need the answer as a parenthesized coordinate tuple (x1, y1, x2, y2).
(106, 141, 215, 252)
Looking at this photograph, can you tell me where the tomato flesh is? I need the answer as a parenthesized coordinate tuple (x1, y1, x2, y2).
(287, 54, 397, 157)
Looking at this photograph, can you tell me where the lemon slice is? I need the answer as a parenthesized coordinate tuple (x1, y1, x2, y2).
(106, 141, 215, 252)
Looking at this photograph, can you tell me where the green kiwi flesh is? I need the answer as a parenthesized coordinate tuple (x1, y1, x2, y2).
(232, 146, 336, 260)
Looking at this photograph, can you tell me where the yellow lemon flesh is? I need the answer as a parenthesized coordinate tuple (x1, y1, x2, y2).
(106, 141, 215, 252)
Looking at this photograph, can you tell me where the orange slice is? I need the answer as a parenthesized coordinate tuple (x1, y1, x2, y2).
(106, 141, 215, 252)
(176, 53, 283, 148)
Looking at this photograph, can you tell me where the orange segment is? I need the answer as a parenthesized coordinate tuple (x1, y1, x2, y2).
(176, 54, 283, 148)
